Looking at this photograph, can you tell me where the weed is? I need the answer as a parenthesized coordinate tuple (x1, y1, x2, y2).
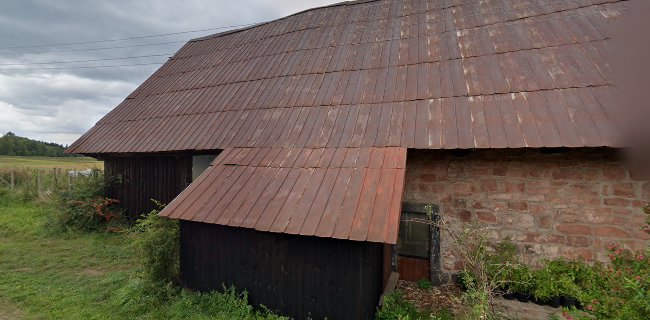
(417, 278, 432, 289)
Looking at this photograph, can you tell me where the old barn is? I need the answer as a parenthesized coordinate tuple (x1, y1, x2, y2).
(68, 0, 648, 319)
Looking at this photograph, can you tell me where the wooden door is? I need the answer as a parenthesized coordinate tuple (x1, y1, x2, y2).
(396, 202, 438, 282)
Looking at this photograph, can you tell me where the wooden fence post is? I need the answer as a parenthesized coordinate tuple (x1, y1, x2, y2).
(10, 170, 14, 192)
(53, 168, 58, 190)
(37, 170, 42, 197)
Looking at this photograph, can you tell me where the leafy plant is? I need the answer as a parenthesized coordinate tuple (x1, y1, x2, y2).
(544, 259, 582, 299)
(508, 264, 534, 294)
(131, 204, 180, 289)
(416, 278, 432, 289)
(532, 268, 560, 302)
(562, 244, 649, 320)
(50, 169, 124, 232)
(486, 240, 518, 291)
(429, 209, 510, 320)
(376, 290, 420, 320)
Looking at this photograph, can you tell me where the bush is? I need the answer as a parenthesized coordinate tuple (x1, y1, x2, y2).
(118, 208, 287, 319)
(132, 206, 180, 288)
(563, 245, 650, 320)
(508, 264, 534, 294)
(376, 290, 421, 320)
(50, 169, 124, 232)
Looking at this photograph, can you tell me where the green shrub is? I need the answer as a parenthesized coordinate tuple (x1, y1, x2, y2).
(564, 245, 650, 320)
(456, 270, 477, 291)
(532, 268, 560, 302)
(376, 290, 421, 320)
(486, 240, 518, 291)
(508, 264, 534, 294)
(132, 206, 180, 288)
(543, 258, 581, 299)
(50, 169, 124, 232)
(165, 287, 287, 320)
(416, 278, 432, 289)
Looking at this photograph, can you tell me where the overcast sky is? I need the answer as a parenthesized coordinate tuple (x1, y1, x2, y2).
(0, 0, 340, 145)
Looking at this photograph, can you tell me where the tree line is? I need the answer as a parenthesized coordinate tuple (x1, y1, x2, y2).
(0, 132, 75, 157)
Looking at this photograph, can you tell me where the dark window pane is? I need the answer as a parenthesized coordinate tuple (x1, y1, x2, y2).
(397, 211, 430, 258)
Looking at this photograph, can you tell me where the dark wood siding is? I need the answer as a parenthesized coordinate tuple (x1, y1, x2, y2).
(104, 154, 192, 219)
(180, 221, 385, 320)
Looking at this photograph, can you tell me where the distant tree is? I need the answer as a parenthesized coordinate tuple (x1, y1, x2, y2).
(0, 132, 77, 157)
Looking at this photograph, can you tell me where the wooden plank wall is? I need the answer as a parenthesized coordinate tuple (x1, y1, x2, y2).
(180, 221, 385, 320)
(104, 154, 191, 219)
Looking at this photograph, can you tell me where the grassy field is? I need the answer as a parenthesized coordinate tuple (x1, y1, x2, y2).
(0, 156, 103, 170)
(0, 195, 285, 319)
(0, 196, 137, 319)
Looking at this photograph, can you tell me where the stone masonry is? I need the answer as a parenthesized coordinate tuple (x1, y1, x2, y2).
(404, 148, 649, 272)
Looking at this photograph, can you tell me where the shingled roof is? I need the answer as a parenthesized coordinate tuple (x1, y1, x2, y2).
(69, 0, 626, 243)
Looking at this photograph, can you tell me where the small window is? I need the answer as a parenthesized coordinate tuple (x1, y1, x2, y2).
(397, 211, 431, 259)
(192, 154, 217, 181)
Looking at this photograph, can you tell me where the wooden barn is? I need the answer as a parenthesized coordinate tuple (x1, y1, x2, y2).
(68, 0, 648, 319)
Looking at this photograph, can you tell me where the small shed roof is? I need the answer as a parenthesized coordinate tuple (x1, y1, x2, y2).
(160, 147, 406, 244)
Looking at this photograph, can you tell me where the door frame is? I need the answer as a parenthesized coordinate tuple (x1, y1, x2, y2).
(395, 202, 444, 284)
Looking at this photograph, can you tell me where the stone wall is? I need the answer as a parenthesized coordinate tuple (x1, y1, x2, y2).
(403, 148, 649, 272)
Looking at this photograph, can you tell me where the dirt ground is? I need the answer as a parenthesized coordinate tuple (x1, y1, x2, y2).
(397, 280, 464, 313)
(397, 280, 563, 320)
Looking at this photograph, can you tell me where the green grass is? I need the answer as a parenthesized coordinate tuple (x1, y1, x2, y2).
(0, 194, 285, 319)
(0, 156, 103, 171)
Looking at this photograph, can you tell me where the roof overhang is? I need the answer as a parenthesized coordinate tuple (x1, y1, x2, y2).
(160, 146, 407, 244)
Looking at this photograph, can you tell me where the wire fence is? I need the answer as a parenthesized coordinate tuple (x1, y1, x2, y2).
(0, 168, 102, 198)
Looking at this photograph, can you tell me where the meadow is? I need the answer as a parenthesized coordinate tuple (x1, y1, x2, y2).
(0, 156, 103, 170)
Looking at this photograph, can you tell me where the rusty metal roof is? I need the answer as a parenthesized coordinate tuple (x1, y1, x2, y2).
(68, 0, 625, 154)
(68, 0, 627, 242)
(159, 147, 406, 243)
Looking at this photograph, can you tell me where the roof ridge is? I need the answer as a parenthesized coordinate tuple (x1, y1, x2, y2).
(188, 0, 379, 43)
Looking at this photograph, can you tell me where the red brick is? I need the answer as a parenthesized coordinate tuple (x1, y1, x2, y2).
(471, 202, 486, 209)
(560, 214, 579, 223)
(481, 179, 498, 192)
(524, 233, 565, 244)
(642, 182, 650, 199)
(505, 182, 525, 193)
(529, 204, 550, 215)
(566, 248, 594, 261)
(592, 226, 630, 238)
(476, 212, 497, 223)
(539, 216, 552, 228)
(601, 165, 627, 180)
(552, 168, 584, 180)
(624, 239, 650, 251)
(493, 167, 508, 176)
(612, 183, 638, 198)
(556, 224, 592, 235)
(604, 198, 630, 207)
(450, 182, 475, 194)
(508, 201, 528, 211)
(526, 181, 553, 194)
(417, 183, 430, 192)
(404, 149, 645, 272)
(458, 210, 471, 222)
(569, 184, 599, 197)
(566, 236, 591, 247)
